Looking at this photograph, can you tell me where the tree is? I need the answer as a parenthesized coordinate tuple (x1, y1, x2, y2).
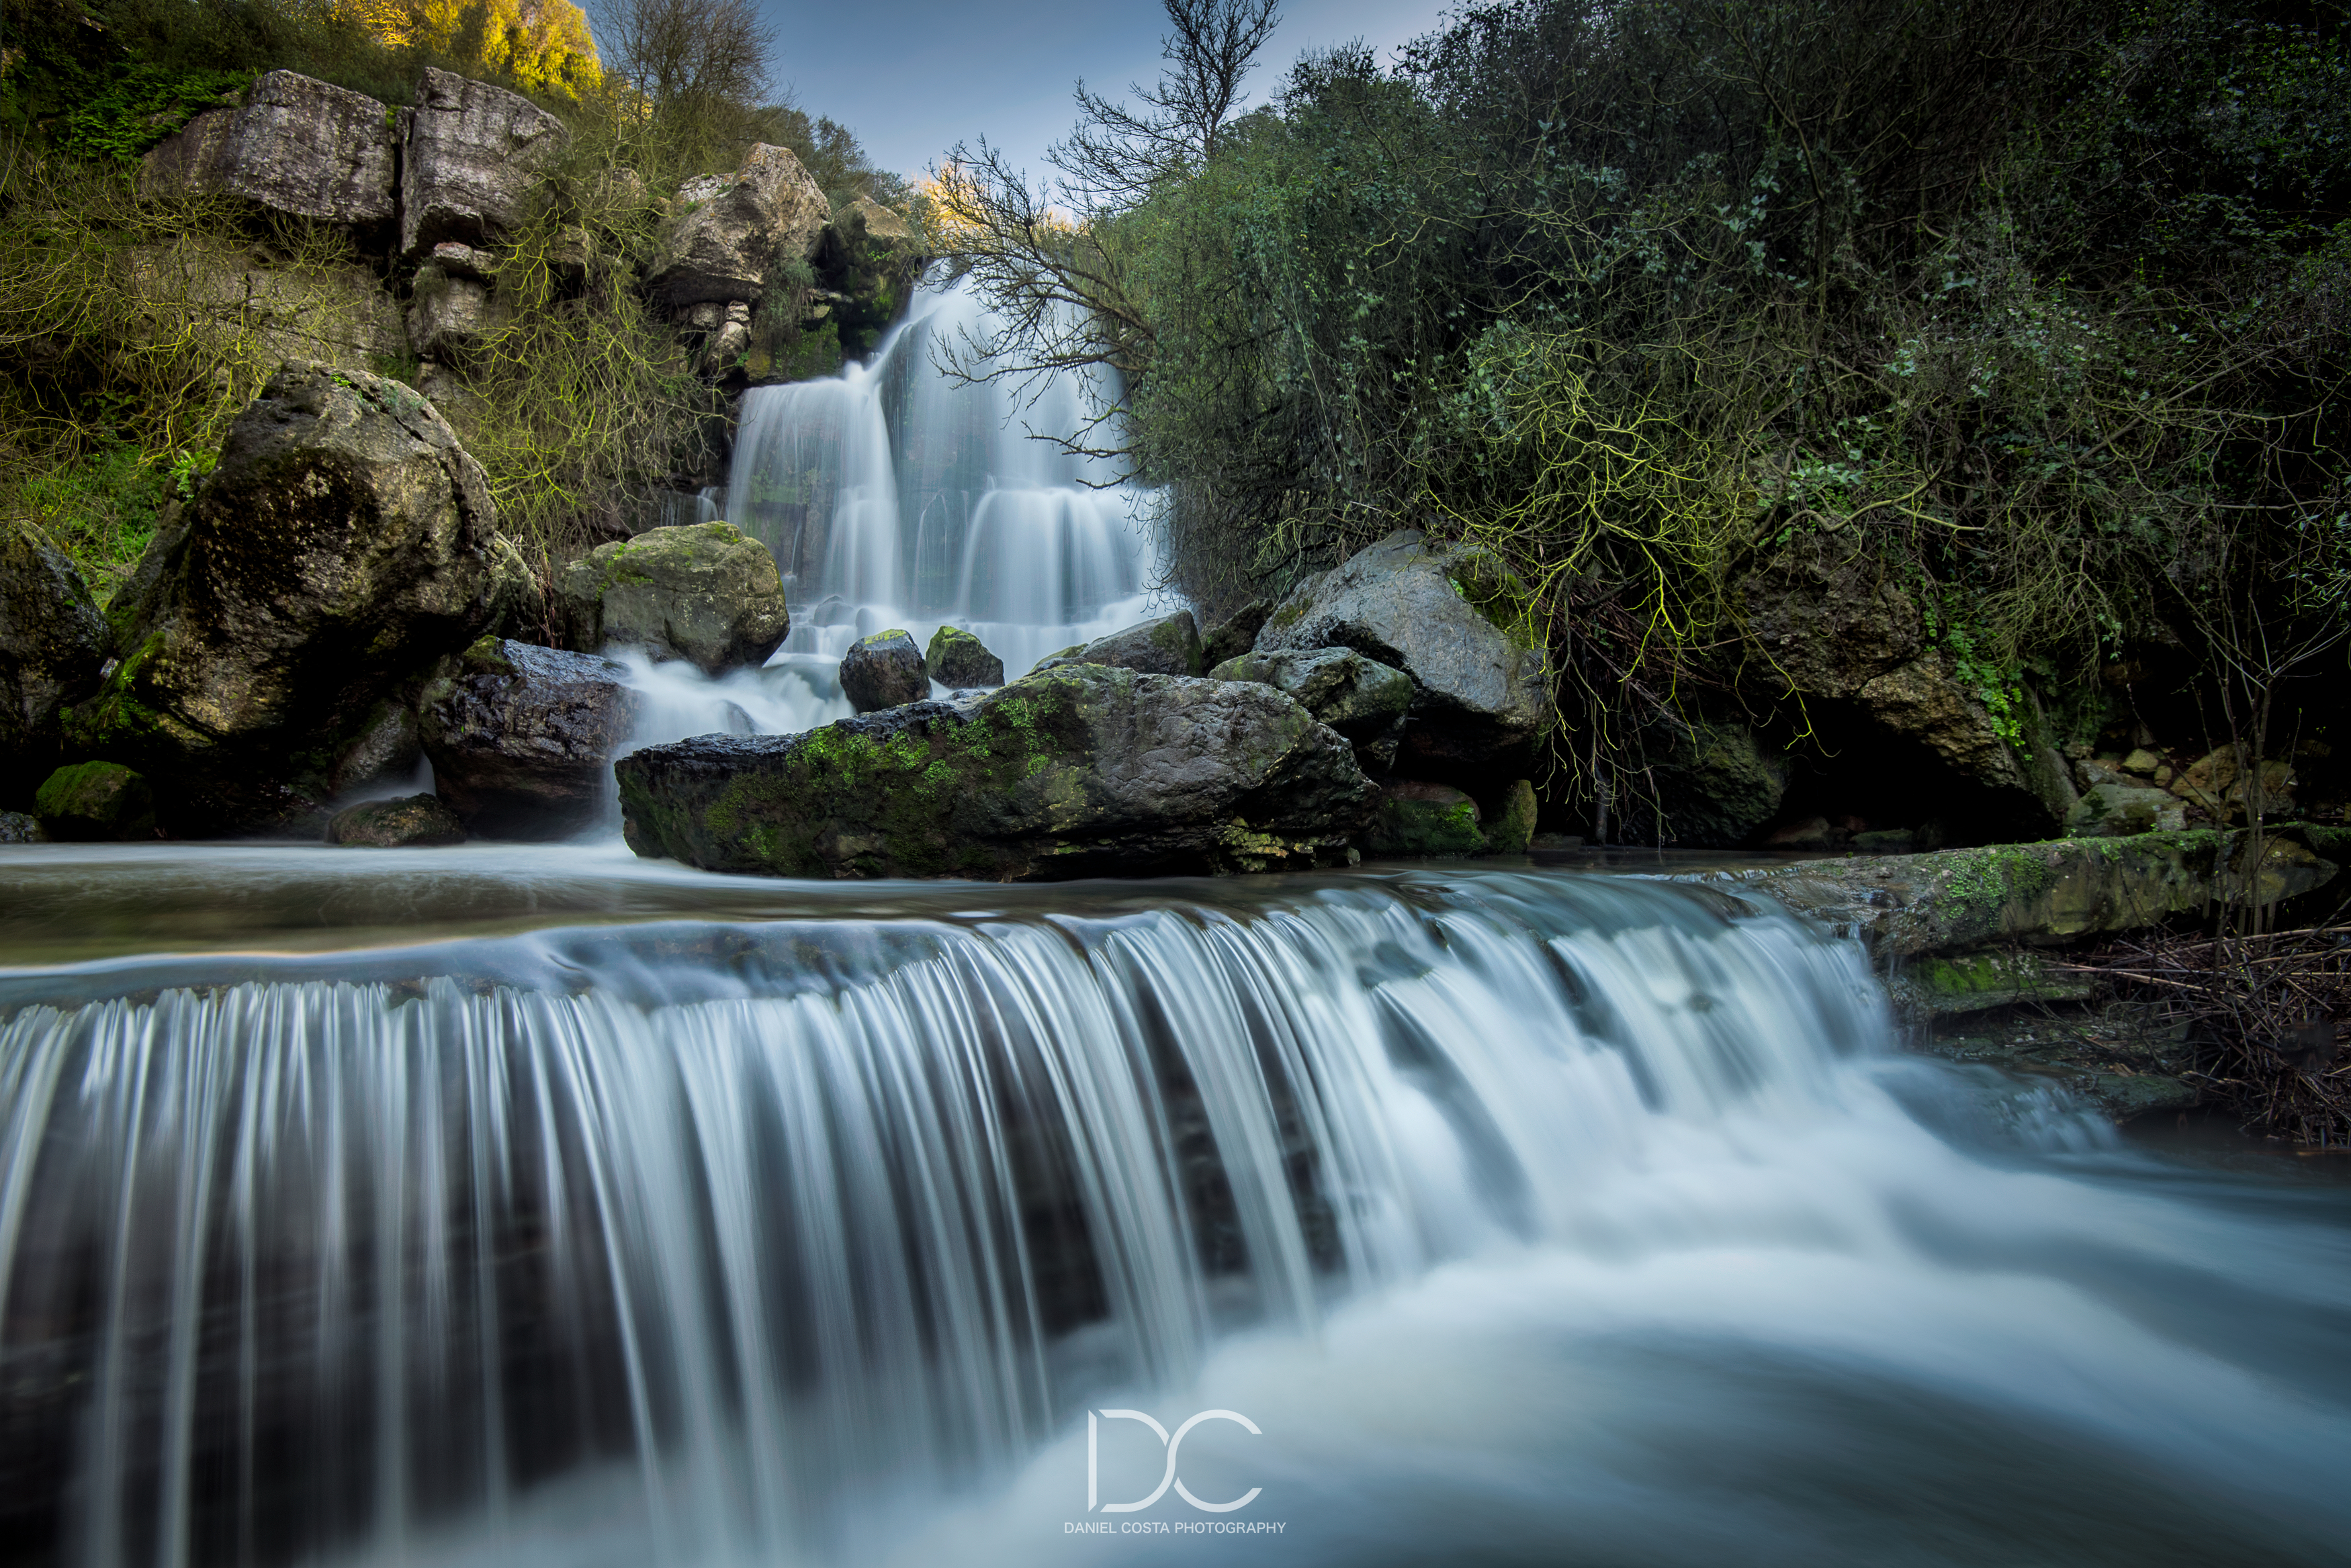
(588, 0, 777, 173)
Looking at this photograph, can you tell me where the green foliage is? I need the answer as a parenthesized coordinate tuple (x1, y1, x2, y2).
(59, 63, 251, 165)
(1, 439, 175, 600)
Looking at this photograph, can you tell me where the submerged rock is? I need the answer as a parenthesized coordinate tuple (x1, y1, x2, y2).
(35, 762, 157, 841)
(66, 363, 506, 834)
(617, 664, 1374, 880)
(140, 71, 399, 231)
(648, 143, 829, 307)
(1256, 530, 1549, 778)
(1031, 610, 1203, 678)
(401, 68, 566, 259)
(925, 625, 1004, 688)
(840, 629, 928, 712)
(420, 637, 638, 839)
(326, 792, 467, 847)
(1, 525, 112, 809)
(556, 521, 790, 675)
(1208, 646, 1411, 769)
(1361, 780, 1484, 858)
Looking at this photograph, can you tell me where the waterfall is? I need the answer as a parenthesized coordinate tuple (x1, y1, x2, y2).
(4, 861, 2347, 1567)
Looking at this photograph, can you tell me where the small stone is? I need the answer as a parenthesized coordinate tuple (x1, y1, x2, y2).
(326, 792, 466, 847)
(840, 629, 928, 712)
(0, 810, 48, 843)
(34, 762, 158, 841)
(2121, 748, 2162, 776)
(686, 301, 723, 330)
(926, 625, 1004, 688)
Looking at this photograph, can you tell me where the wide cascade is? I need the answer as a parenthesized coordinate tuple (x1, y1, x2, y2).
(2, 860, 2348, 1567)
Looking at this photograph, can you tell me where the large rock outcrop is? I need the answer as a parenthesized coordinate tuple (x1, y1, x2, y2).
(556, 521, 790, 675)
(66, 363, 506, 833)
(1, 526, 112, 808)
(140, 71, 399, 230)
(1208, 647, 1412, 770)
(617, 664, 1376, 880)
(647, 143, 829, 308)
(401, 68, 567, 259)
(420, 637, 638, 839)
(1256, 530, 1550, 778)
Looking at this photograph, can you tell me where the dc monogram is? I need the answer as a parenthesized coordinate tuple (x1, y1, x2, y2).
(1087, 1408, 1264, 1513)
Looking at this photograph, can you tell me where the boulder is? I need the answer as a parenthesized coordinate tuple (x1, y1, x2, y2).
(34, 762, 157, 841)
(646, 143, 829, 308)
(1, 525, 112, 807)
(840, 629, 928, 712)
(420, 637, 638, 839)
(405, 268, 500, 360)
(1257, 531, 1549, 777)
(66, 363, 506, 834)
(140, 71, 398, 230)
(1362, 780, 1484, 858)
(1484, 778, 1538, 854)
(1653, 720, 1787, 846)
(556, 521, 790, 676)
(1034, 610, 1203, 678)
(325, 792, 466, 847)
(2169, 747, 2295, 819)
(401, 67, 567, 259)
(926, 625, 1004, 688)
(2067, 782, 2185, 838)
(1200, 599, 1272, 667)
(617, 664, 1376, 880)
(1208, 646, 1411, 769)
(0, 811, 45, 844)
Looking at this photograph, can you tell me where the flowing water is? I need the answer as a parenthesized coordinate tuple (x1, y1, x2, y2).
(1, 845, 2347, 1568)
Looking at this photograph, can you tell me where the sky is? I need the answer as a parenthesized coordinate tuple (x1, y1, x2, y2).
(750, 0, 1463, 183)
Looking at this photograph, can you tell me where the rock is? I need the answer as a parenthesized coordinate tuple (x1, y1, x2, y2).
(1362, 780, 1484, 858)
(1654, 720, 1787, 846)
(0, 810, 46, 843)
(2067, 782, 2186, 837)
(1484, 778, 1538, 854)
(401, 67, 567, 259)
(140, 71, 398, 230)
(328, 697, 426, 796)
(405, 268, 500, 359)
(2169, 747, 2294, 819)
(1208, 646, 1411, 769)
(429, 240, 496, 281)
(325, 792, 466, 847)
(926, 626, 1004, 688)
(617, 664, 1375, 880)
(1257, 530, 1549, 777)
(647, 142, 829, 308)
(66, 363, 506, 835)
(1740, 532, 1922, 698)
(556, 521, 790, 676)
(840, 629, 929, 712)
(1200, 599, 1272, 668)
(2121, 747, 2163, 776)
(1762, 815, 1847, 851)
(1, 525, 112, 808)
(1035, 610, 1203, 678)
(1853, 655, 2077, 833)
(126, 245, 408, 372)
(1852, 827, 1916, 854)
(420, 637, 637, 839)
(34, 762, 157, 841)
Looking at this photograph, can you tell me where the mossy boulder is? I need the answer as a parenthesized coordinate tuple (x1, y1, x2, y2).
(1033, 611, 1204, 678)
(615, 663, 1375, 880)
(926, 625, 1005, 688)
(420, 637, 639, 839)
(1208, 646, 1412, 769)
(1483, 778, 1538, 854)
(324, 792, 467, 847)
(556, 520, 790, 676)
(1257, 530, 1550, 779)
(64, 363, 507, 835)
(1654, 720, 1788, 846)
(34, 762, 157, 841)
(1362, 780, 1486, 858)
(840, 629, 928, 712)
(1, 524, 112, 809)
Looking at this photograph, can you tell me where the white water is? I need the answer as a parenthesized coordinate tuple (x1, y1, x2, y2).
(1, 853, 2346, 1567)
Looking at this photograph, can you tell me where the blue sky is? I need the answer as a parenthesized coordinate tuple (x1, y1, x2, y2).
(751, 0, 1463, 183)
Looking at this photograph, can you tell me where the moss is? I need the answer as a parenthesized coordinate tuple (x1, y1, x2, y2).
(1482, 778, 1538, 854)
(1937, 841, 2064, 926)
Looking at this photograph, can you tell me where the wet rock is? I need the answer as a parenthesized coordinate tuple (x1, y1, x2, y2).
(1257, 530, 1549, 778)
(617, 664, 1374, 880)
(840, 629, 928, 712)
(1208, 646, 1411, 769)
(401, 67, 567, 259)
(1361, 780, 1484, 858)
(328, 698, 425, 796)
(325, 792, 466, 846)
(2067, 782, 2186, 837)
(556, 521, 790, 676)
(647, 142, 829, 308)
(926, 625, 1004, 688)
(66, 363, 506, 835)
(34, 762, 157, 841)
(1484, 778, 1538, 854)
(1654, 720, 1787, 847)
(140, 71, 398, 231)
(420, 637, 638, 839)
(1200, 599, 1272, 668)
(1034, 610, 1203, 678)
(1, 525, 112, 808)
(0, 810, 45, 843)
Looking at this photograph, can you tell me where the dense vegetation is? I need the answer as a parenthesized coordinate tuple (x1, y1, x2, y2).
(944, 0, 2351, 825)
(0, 0, 903, 599)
